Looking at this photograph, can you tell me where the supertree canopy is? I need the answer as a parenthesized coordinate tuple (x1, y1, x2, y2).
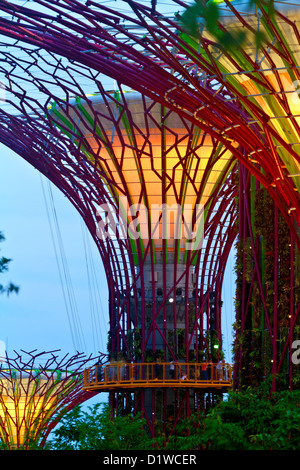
(0, 0, 298, 434)
(0, 0, 298, 239)
(0, 350, 96, 449)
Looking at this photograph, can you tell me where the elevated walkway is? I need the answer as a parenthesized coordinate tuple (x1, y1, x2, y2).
(83, 362, 232, 391)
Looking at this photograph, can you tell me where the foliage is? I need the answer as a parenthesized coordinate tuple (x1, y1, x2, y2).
(49, 403, 153, 450)
(49, 383, 300, 450)
(0, 231, 19, 296)
(180, 0, 221, 38)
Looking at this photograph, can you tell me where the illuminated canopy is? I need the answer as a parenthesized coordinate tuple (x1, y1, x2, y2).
(50, 90, 235, 256)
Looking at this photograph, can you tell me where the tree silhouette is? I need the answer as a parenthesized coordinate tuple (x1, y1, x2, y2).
(0, 231, 19, 296)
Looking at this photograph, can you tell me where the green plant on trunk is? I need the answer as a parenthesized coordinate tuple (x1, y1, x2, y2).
(0, 231, 19, 296)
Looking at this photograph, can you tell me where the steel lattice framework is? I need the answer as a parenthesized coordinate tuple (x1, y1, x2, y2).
(0, 1, 238, 435)
(0, 0, 298, 241)
(0, 0, 298, 434)
(0, 350, 97, 449)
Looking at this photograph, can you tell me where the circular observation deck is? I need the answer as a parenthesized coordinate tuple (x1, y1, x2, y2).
(83, 362, 232, 392)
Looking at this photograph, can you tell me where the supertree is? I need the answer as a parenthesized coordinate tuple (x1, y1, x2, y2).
(233, 163, 300, 391)
(0, 349, 97, 449)
(0, 0, 297, 431)
(0, 8, 237, 437)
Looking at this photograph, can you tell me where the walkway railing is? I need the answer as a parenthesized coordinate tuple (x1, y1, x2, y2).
(83, 362, 232, 391)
